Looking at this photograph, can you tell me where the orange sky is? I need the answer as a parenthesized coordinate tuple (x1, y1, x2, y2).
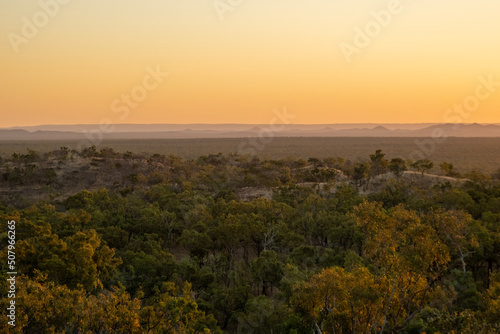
(1, 0, 499, 126)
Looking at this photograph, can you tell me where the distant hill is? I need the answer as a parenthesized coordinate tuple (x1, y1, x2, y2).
(1, 123, 499, 140)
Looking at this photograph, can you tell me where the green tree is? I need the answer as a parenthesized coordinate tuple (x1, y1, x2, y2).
(251, 250, 283, 296)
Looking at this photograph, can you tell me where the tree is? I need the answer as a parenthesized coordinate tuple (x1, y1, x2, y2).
(140, 282, 219, 333)
(7, 212, 121, 292)
(389, 158, 408, 178)
(370, 149, 389, 176)
(179, 230, 213, 260)
(411, 159, 434, 177)
(428, 210, 478, 273)
(237, 296, 275, 333)
(251, 250, 283, 296)
(0, 272, 142, 333)
(440, 162, 458, 177)
(351, 201, 451, 332)
(292, 266, 383, 333)
(484, 273, 500, 325)
(353, 162, 371, 188)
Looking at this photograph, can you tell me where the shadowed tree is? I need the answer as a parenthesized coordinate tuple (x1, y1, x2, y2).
(389, 158, 408, 179)
(370, 149, 389, 176)
(353, 162, 372, 188)
(411, 159, 434, 177)
(440, 162, 458, 177)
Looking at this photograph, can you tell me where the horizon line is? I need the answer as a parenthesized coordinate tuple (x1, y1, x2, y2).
(4, 122, 500, 128)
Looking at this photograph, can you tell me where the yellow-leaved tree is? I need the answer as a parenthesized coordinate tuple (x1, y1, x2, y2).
(291, 201, 451, 333)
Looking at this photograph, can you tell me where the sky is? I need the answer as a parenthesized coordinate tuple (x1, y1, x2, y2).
(1, 0, 499, 126)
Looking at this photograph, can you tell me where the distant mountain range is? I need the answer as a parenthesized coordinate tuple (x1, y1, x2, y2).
(1, 123, 500, 140)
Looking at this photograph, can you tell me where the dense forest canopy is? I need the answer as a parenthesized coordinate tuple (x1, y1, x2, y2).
(1, 147, 500, 333)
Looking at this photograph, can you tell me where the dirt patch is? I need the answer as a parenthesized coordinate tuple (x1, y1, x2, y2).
(236, 187, 273, 201)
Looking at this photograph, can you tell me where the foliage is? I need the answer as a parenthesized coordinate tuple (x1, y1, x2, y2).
(1, 148, 500, 332)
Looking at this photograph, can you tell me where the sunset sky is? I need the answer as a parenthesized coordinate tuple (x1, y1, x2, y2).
(1, 0, 499, 127)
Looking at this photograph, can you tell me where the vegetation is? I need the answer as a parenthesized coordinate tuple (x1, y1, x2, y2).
(2, 137, 500, 173)
(1, 147, 500, 333)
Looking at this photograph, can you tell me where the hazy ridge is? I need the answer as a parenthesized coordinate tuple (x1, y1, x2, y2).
(1, 123, 500, 140)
